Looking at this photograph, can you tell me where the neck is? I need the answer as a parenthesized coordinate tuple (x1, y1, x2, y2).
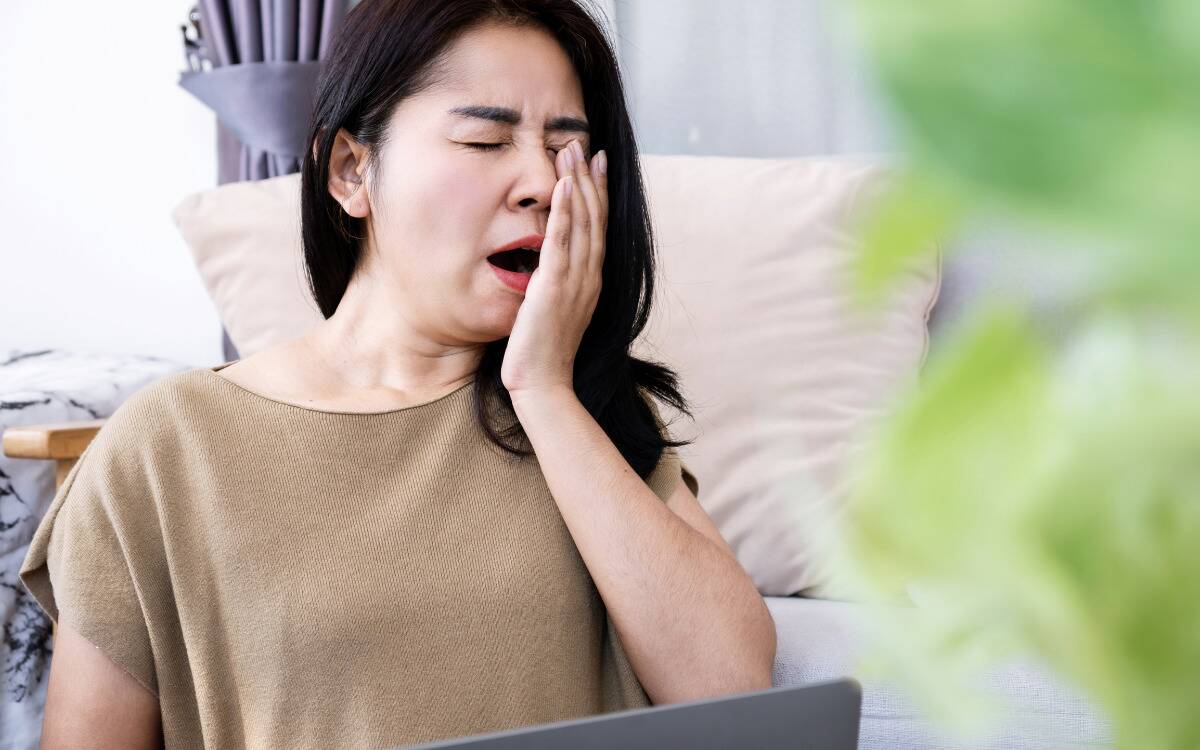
(305, 267, 484, 394)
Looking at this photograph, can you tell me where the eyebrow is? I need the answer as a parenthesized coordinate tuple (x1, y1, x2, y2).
(447, 105, 590, 136)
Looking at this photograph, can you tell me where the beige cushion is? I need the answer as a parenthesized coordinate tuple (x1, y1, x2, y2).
(172, 175, 324, 357)
(632, 155, 940, 596)
(172, 155, 940, 596)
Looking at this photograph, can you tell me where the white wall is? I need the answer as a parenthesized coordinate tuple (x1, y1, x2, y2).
(0, 1, 224, 366)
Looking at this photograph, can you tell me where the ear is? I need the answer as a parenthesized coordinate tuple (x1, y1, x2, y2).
(328, 128, 370, 219)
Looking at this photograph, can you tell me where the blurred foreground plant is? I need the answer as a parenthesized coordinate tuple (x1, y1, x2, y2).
(831, 1, 1200, 748)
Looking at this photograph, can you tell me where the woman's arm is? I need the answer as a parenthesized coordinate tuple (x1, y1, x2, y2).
(510, 388, 776, 705)
(40, 616, 162, 750)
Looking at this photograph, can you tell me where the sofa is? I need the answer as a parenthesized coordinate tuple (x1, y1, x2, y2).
(3, 153, 1113, 749)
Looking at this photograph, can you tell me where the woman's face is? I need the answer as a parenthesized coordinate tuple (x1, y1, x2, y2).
(352, 22, 591, 344)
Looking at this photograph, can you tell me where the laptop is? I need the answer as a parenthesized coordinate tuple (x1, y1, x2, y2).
(398, 678, 862, 750)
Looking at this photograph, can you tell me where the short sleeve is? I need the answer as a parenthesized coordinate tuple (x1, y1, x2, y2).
(19, 440, 159, 697)
(639, 391, 701, 503)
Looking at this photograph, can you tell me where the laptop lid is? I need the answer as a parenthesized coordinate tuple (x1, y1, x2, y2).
(397, 678, 862, 750)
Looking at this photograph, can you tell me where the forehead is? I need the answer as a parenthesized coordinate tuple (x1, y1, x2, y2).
(429, 23, 588, 131)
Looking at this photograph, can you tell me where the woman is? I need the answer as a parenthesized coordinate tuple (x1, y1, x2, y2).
(21, 0, 776, 747)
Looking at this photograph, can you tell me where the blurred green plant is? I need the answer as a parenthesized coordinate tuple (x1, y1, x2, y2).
(829, 1, 1200, 748)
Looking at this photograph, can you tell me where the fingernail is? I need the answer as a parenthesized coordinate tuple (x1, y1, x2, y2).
(572, 140, 585, 165)
(598, 150, 607, 176)
(563, 146, 575, 171)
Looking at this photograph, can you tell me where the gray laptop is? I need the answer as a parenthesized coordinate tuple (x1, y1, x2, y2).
(398, 678, 862, 749)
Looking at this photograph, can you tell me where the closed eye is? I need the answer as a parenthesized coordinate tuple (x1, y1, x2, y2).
(462, 142, 568, 155)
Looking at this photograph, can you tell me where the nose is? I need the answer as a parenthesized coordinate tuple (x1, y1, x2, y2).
(514, 146, 564, 211)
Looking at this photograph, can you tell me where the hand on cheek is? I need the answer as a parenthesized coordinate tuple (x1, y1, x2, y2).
(500, 139, 609, 398)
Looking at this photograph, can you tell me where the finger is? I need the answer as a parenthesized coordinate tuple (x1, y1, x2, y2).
(566, 143, 591, 283)
(539, 175, 572, 281)
(540, 147, 573, 281)
(588, 148, 608, 277)
(593, 149, 608, 228)
(567, 140, 605, 279)
(556, 141, 572, 181)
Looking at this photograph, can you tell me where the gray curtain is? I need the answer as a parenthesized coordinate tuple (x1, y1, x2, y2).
(179, 0, 350, 359)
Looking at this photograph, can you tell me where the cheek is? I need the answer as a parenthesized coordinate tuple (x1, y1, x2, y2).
(371, 140, 501, 292)
(434, 168, 491, 233)
(424, 167, 496, 277)
(380, 166, 492, 268)
(401, 162, 491, 238)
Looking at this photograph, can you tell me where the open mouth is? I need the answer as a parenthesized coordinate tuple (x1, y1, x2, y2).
(487, 247, 540, 274)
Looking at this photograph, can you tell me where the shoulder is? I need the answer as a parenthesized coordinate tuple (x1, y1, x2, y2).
(71, 367, 223, 491)
(97, 367, 218, 440)
(23, 369, 219, 588)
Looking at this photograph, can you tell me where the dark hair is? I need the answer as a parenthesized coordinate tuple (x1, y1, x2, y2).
(300, 0, 693, 481)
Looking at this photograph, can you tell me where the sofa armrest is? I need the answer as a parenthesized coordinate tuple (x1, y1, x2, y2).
(3, 420, 105, 487)
(765, 596, 1112, 749)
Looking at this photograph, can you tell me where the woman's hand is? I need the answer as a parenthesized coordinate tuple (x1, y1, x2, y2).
(501, 139, 608, 398)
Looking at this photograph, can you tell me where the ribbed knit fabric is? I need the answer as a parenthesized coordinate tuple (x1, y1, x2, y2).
(20, 363, 698, 749)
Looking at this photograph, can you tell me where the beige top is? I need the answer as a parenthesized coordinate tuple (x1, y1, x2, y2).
(20, 363, 698, 749)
